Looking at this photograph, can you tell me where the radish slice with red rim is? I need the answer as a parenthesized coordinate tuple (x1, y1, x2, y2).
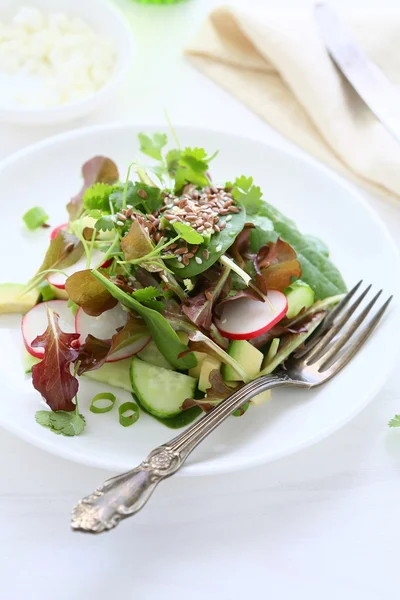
(22, 300, 76, 358)
(214, 291, 288, 341)
(50, 223, 68, 240)
(75, 305, 151, 362)
(48, 250, 107, 290)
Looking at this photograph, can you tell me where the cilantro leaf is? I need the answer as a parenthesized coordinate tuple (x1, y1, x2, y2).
(95, 215, 115, 232)
(173, 222, 204, 244)
(35, 410, 86, 436)
(23, 206, 49, 230)
(166, 149, 181, 176)
(131, 286, 161, 302)
(138, 133, 168, 161)
(175, 147, 211, 191)
(389, 415, 400, 427)
(67, 156, 119, 221)
(231, 176, 262, 215)
(83, 182, 117, 212)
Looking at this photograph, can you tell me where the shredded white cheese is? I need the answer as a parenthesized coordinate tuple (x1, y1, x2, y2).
(0, 7, 117, 108)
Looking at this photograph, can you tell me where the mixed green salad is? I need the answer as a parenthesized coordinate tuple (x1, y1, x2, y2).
(4, 131, 347, 437)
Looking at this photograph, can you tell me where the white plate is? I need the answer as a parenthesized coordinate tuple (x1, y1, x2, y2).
(0, 0, 134, 125)
(0, 124, 399, 476)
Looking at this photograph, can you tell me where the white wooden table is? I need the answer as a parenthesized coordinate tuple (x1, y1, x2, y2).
(2, 1, 400, 598)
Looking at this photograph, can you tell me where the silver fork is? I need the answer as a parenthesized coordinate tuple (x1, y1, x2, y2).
(71, 282, 392, 534)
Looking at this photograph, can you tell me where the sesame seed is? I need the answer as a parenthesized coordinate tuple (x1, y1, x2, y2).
(226, 215, 232, 221)
(195, 257, 203, 265)
(126, 204, 133, 209)
(177, 255, 183, 262)
(216, 244, 222, 252)
(116, 220, 124, 226)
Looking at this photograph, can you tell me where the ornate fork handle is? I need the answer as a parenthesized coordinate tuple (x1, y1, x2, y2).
(72, 373, 298, 534)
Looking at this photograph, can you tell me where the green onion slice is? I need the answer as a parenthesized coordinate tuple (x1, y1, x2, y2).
(119, 401, 140, 427)
(90, 392, 116, 414)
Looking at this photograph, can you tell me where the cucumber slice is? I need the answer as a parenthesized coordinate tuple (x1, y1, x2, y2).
(222, 340, 263, 382)
(137, 341, 173, 370)
(83, 359, 133, 392)
(130, 357, 197, 418)
(284, 280, 315, 319)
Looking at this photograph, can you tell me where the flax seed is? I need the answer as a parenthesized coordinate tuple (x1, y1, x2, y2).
(229, 206, 240, 213)
(191, 245, 199, 253)
(197, 225, 205, 232)
(219, 222, 226, 230)
(202, 249, 210, 260)
(182, 255, 190, 266)
(185, 253, 194, 259)
(175, 247, 188, 255)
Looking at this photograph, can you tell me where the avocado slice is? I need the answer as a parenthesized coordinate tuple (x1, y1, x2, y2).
(222, 340, 263, 382)
(198, 356, 221, 392)
(0, 283, 38, 315)
(188, 351, 208, 379)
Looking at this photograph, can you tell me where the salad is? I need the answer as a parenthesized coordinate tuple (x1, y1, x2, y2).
(3, 131, 347, 437)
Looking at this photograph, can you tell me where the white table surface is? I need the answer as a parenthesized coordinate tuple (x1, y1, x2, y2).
(2, 1, 400, 598)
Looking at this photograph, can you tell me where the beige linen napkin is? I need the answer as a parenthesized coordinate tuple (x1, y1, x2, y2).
(185, 6, 400, 202)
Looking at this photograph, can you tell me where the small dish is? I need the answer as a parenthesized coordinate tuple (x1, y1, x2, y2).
(0, 0, 134, 125)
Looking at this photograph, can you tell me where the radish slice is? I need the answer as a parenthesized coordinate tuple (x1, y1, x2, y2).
(214, 291, 288, 341)
(22, 300, 76, 358)
(75, 305, 151, 362)
(50, 223, 68, 240)
(48, 250, 107, 289)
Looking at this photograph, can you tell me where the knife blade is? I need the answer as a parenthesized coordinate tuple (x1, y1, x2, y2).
(314, 2, 400, 145)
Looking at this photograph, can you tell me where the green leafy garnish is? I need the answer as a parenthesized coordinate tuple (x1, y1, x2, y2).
(175, 147, 211, 191)
(131, 286, 161, 302)
(23, 206, 49, 230)
(166, 149, 181, 176)
(35, 410, 86, 436)
(95, 215, 115, 232)
(119, 401, 140, 427)
(138, 133, 168, 161)
(90, 392, 116, 414)
(389, 415, 400, 428)
(231, 176, 262, 215)
(83, 182, 116, 212)
(173, 222, 204, 244)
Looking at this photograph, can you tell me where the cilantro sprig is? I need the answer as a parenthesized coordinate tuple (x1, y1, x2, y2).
(35, 410, 86, 436)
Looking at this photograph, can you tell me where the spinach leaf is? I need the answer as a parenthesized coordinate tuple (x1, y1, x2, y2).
(91, 271, 197, 370)
(110, 182, 162, 213)
(169, 209, 246, 278)
(251, 200, 346, 299)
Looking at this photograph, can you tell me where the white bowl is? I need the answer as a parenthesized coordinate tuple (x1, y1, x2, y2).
(0, 0, 134, 125)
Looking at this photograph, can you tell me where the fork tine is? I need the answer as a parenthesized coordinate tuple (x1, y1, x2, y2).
(316, 289, 383, 370)
(305, 283, 372, 364)
(318, 295, 392, 375)
(295, 280, 363, 358)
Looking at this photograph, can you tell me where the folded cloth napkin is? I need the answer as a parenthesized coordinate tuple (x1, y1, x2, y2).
(185, 5, 400, 202)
